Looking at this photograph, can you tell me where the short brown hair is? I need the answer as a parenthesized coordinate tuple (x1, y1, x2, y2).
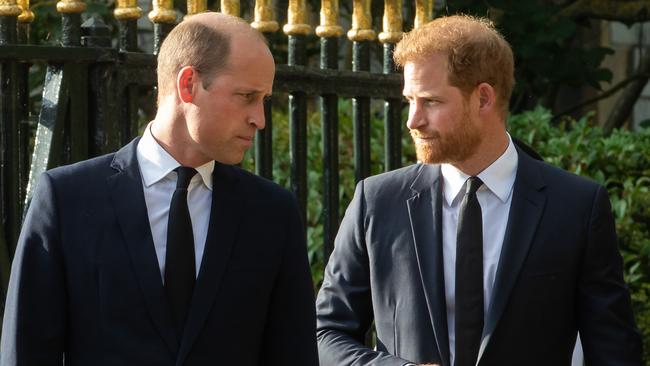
(157, 13, 261, 98)
(394, 15, 515, 114)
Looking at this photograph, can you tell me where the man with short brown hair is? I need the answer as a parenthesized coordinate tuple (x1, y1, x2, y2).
(2, 12, 318, 366)
(316, 15, 641, 366)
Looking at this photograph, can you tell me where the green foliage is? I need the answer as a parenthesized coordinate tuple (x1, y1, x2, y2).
(509, 107, 650, 362)
(446, 1, 613, 111)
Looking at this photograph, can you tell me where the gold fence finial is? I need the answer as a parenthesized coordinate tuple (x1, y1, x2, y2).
(16, 0, 34, 22)
(379, 0, 402, 43)
(221, 0, 239, 17)
(315, 0, 343, 38)
(0, 0, 22, 17)
(114, 0, 142, 20)
(186, 0, 207, 17)
(251, 0, 278, 33)
(415, 0, 433, 28)
(148, 0, 176, 24)
(347, 0, 375, 42)
(283, 0, 312, 36)
(56, 0, 86, 14)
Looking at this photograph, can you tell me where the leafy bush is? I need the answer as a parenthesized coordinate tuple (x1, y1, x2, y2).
(509, 107, 650, 362)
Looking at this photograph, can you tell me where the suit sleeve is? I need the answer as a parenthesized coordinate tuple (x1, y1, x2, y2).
(1, 172, 67, 366)
(578, 185, 643, 365)
(259, 193, 318, 366)
(316, 181, 413, 366)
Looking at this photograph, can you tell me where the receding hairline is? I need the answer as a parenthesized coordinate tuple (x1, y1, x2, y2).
(183, 11, 267, 46)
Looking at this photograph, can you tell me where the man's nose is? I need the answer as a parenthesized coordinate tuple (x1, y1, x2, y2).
(406, 103, 425, 130)
(249, 101, 266, 130)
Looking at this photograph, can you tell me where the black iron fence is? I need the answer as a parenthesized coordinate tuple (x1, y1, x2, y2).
(0, 0, 434, 313)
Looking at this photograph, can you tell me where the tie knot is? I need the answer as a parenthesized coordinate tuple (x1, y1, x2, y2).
(175, 167, 197, 190)
(464, 176, 483, 196)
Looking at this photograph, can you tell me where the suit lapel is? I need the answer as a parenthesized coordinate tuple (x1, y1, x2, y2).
(107, 138, 179, 355)
(177, 163, 244, 366)
(477, 149, 547, 363)
(408, 164, 451, 366)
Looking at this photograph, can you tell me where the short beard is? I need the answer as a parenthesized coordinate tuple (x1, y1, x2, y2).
(410, 106, 481, 164)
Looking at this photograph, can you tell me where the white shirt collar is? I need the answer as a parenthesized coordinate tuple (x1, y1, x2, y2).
(137, 122, 214, 190)
(441, 133, 518, 206)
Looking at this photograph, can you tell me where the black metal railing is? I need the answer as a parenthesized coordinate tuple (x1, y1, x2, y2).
(0, 0, 434, 315)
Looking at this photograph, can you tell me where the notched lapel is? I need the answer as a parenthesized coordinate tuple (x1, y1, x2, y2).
(107, 138, 179, 355)
(177, 163, 245, 366)
(478, 151, 547, 363)
(407, 164, 451, 366)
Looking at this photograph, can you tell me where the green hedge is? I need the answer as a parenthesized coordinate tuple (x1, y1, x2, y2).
(243, 103, 650, 360)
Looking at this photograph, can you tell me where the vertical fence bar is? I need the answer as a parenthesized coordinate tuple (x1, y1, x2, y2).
(16, 0, 33, 210)
(56, 0, 85, 46)
(0, 0, 22, 309)
(283, 0, 311, 225)
(316, 0, 342, 261)
(251, 0, 278, 180)
(115, 0, 141, 144)
(82, 17, 120, 157)
(115, 0, 140, 52)
(415, 0, 433, 29)
(220, 0, 239, 17)
(149, 0, 175, 55)
(57, 0, 87, 167)
(379, 0, 402, 171)
(348, 0, 375, 183)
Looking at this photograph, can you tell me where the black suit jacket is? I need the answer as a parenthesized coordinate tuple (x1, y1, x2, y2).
(316, 148, 642, 366)
(1, 138, 318, 366)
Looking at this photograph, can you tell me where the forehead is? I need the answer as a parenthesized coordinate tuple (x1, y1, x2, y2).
(403, 55, 451, 94)
(210, 40, 274, 91)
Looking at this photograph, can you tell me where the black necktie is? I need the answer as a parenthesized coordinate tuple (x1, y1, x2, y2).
(455, 176, 484, 366)
(165, 166, 197, 335)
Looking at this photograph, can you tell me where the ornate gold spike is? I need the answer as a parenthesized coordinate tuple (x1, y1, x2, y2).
(114, 0, 141, 20)
(315, 0, 343, 38)
(148, 0, 176, 24)
(220, 0, 239, 17)
(282, 0, 312, 36)
(251, 0, 278, 33)
(186, 0, 206, 16)
(0, 0, 21, 17)
(55, 0, 86, 14)
(347, 0, 375, 41)
(415, 0, 433, 28)
(378, 0, 402, 43)
(16, 0, 34, 22)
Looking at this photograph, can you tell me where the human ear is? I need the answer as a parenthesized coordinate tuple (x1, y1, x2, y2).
(477, 82, 496, 111)
(177, 66, 198, 103)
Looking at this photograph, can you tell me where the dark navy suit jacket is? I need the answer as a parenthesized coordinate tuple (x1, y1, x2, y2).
(1, 138, 318, 366)
(316, 147, 642, 366)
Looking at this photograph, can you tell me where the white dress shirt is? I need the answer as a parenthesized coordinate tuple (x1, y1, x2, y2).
(136, 123, 214, 281)
(441, 135, 518, 366)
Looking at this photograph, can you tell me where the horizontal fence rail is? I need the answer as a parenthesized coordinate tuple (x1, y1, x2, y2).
(0, 0, 436, 320)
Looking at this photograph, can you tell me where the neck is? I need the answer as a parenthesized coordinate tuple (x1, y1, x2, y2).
(150, 96, 210, 168)
(452, 129, 509, 176)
